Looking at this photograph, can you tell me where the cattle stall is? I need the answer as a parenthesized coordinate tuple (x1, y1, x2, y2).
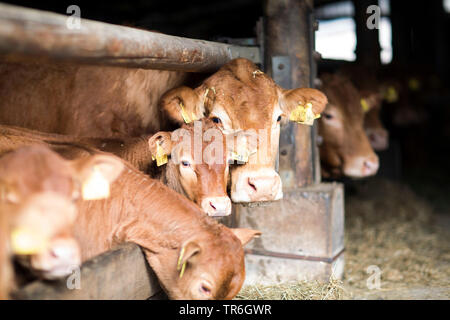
(0, 0, 344, 299)
(2, 0, 449, 302)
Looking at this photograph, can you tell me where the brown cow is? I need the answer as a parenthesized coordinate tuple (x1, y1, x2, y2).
(0, 121, 233, 216)
(161, 58, 328, 202)
(317, 73, 379, 178)
(0, 60, 186, 136)
(337, 65, 389, 151)
(0, 145, 123, 299)
(0, 58, 328, 203)
(82, 119, 234, 216)
(363, 101, 389, 151)
(11, 143, 260, 300)
(0, 131, 261, 299)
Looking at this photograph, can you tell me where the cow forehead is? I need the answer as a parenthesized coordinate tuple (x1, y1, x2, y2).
(322, 78, 364, 121)
(202, 68, 279, 129)
(0, 147, 75, 197)
(196, 162, 226, 174)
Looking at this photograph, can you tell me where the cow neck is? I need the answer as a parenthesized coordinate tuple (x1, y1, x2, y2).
(110, 163, 221, 254)
(117, 135, 154, 172)
(160, 161, 188, 199)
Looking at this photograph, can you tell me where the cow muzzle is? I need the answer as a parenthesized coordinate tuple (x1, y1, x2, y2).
(30, 236, 81, 279)
(231, 169, 283, 203)
(366, 128, 389, 151)
(343, 154, 379, 178)
(201, 196, 232, 217)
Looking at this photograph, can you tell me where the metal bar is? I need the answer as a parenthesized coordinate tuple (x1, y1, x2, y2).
(0, 3, 260, 72)
(245, 247, 345, 264)
(11, 243, 161, 300)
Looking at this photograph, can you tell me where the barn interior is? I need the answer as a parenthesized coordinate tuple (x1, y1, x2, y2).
(0, 0, 449, 300)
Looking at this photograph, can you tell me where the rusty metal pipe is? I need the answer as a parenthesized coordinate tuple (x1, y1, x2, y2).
(0, 3, 260, 72)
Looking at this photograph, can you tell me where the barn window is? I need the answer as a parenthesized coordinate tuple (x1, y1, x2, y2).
(315, 1, 356, 62)
(444, 0, 450, 13)
(315, 0, 392, 64)
(378, 0, 392, 64)
(379, 16, 392, 64)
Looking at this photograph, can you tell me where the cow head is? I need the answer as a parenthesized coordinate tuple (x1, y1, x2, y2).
(0, 145, 123, 280)
(318, 74, 379, 178)
(149, 119, 232, 217)
(147, 226, 261, 300)
(359, 89, 389, 151)
(161, 58, 327, 202)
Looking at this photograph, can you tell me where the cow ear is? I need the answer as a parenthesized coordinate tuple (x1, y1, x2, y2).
(160, 86, 205, 125)
(360, 90, 382, 113)
(148, 132, 173, 166)
(71, 155, 124, 200)
(231, 228, 262, 247)
(278, 87, 328, 126)
(177, 240, 201, 277)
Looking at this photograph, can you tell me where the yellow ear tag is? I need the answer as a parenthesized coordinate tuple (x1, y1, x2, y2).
(361, 99, 370, 113)
(177, 246, 187, 279)
(11, 228, 47, 255)
(154, 141, 168, 167)
(252, 70, 264, 78)
(231, 147, 257, 163)
(408, 78, 420, 91)
(179, 261, 187, 279)
(231, 151, 249, 163)
(385, 86, 398, 103)
(82, 166, 110, 200)
(289, 102, 318, 126)
(179, 102, 192, 124)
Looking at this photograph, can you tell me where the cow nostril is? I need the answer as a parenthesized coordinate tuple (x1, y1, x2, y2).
(247, 178, 257, 192)
(364, 159, 378, 171)
(209, 202, 216, 210)
(50, 249, 59, 259)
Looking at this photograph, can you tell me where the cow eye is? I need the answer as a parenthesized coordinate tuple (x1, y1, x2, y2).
(71, 189, 80, 202)
(199, 282, 212, 297)
(277, 115, 282, 122)
(211, 117, 221, 124)
(3, 190, 20, 204)
(323, 112, 333, 120)
(181, 160, 191, 167)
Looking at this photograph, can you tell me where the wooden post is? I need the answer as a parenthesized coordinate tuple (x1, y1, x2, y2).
(235, 0, 345, 285)
(264, 0, 317, 188)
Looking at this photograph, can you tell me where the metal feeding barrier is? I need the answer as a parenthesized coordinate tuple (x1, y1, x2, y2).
(0, 3, 260, 72)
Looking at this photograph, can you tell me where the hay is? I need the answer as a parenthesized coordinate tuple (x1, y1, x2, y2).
(237, 178, 450, 300)
(236, 277, 348, 300)
(344, 178, 450, 291)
